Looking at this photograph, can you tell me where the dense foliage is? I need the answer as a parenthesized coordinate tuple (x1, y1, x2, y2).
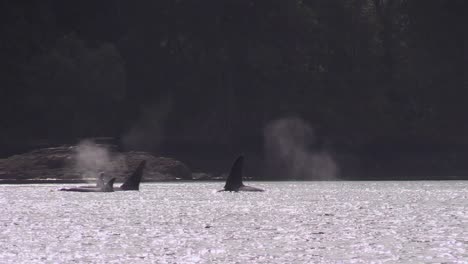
(1, 1, 466, 178)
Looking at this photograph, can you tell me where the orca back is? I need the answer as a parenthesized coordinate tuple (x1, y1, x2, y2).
(120, 160, 146, 191)
(224, 156, 244, 191)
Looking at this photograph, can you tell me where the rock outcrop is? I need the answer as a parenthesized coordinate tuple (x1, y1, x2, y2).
(0, 145, 192, 182)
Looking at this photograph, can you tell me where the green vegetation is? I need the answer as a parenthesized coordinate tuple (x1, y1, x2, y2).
(0, 0, 466, 160)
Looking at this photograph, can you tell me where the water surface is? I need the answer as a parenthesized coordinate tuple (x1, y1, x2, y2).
(0, 181, 467, 263)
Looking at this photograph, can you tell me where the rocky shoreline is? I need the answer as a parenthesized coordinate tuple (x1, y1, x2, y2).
(0, 144, 219, 183)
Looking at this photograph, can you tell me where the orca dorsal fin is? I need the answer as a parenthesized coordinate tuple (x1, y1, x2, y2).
(120, 160, 146, 191)
(224, 155, 244, 191)
(102, 178, 116, 192)
(96, 172, 105, 188)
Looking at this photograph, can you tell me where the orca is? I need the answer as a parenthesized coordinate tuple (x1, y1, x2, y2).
(118, 160, 146, 191)
(60, 160, 146, 192)
(60, 178, 116, 192)
(219, 156, 264, 192)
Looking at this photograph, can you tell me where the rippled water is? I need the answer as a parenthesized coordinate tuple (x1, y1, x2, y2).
(0, 181, 467, 263)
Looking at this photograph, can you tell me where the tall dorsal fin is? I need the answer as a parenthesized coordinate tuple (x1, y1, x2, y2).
(102, 178, 116, 192)
(120, 160, 146, 191)
(224, 155, 244, 191)
(96, 172, 105, 188)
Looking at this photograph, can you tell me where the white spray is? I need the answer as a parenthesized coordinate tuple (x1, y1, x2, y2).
(73, 140, 125, 180)
(264, 117, 339, 180)
(122, 96, 172, 151)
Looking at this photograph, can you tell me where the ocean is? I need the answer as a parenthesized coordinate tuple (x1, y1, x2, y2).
(0, 181, 467, 263)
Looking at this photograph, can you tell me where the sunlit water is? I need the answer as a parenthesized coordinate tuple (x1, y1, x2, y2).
(0, 181, 467, 263)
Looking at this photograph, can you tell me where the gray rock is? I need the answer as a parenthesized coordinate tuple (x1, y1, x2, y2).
(0, 145, 192, 182)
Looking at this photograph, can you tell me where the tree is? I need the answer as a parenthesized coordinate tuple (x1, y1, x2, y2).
(22, 34, 126, 138)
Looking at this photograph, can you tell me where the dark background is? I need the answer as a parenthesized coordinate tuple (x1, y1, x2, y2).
(1, 0, 467, 180)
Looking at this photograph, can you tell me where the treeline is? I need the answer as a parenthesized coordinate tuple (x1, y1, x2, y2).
(1, 0, 466, 156)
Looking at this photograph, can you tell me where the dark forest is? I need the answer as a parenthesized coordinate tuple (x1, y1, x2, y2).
(1, 0, 467, 180)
